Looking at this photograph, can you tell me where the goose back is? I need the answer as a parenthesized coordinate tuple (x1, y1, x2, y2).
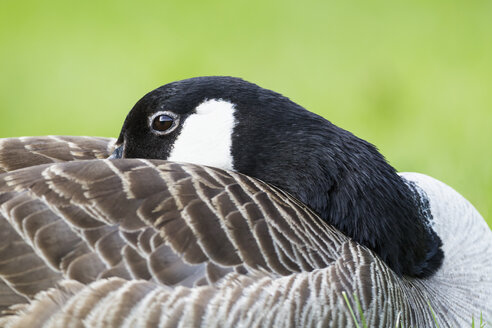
(0, 136, 490, 327)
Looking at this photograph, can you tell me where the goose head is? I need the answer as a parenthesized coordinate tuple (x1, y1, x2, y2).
(110, 76, 443, 278)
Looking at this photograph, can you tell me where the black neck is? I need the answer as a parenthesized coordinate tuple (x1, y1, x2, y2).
(232, 108, 443, 277)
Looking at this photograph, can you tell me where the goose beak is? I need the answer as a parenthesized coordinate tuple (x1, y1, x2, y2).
(109, 144, 124, 159)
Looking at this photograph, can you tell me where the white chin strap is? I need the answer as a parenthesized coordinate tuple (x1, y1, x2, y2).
(168, 99, 236, 171)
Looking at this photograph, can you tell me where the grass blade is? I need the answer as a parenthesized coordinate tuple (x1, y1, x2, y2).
(342, 291, 360, 328)
(395, 311, 401, 328)
(353, 293, 368, 328)
(427, 300, 440, 328)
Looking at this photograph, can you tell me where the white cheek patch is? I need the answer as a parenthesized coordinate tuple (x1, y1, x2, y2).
(168, 99, 236, 170)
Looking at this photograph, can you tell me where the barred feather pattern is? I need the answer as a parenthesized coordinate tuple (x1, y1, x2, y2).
(0, 137, 490, 328)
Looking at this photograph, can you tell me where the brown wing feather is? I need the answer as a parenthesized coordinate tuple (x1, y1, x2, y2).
(0, 158, 351, 314)
(0, 140, 485, 327)
(0, 136, 115, 173)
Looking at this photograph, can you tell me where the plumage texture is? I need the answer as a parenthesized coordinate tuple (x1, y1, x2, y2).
(116, 76, 444, 278)
(0, 136, 491, 327)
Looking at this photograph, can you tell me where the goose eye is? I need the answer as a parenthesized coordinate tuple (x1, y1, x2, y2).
(153, 115, 173, 131)
(150, 112, 178, 134)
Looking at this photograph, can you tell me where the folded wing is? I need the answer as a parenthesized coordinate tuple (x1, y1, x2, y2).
(0, 137, 486, 327)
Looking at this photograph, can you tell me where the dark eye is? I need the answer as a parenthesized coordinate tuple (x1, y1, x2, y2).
(152, 115, 173, 131)
(149, 111, 179, 135)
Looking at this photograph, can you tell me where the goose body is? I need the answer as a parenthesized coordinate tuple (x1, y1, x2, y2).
(0, 77, 491, 327)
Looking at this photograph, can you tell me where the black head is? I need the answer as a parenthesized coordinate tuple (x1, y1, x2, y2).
(112, 76, 443, 278)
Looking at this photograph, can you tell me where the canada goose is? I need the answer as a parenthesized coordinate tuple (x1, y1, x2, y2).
(0, 77, 490, 327)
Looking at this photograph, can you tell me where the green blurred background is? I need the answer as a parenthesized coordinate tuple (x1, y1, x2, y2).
(0, 0, 490, 225)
